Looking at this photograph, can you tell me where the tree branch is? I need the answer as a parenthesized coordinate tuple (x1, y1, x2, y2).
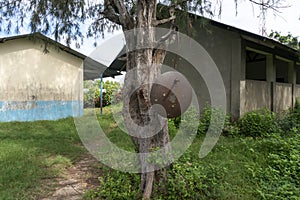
(101, 9, 122, 25)
(112, 0, 133, 28)
(152, 15, 176, 26)
(102, 0, 122, 25)
(248, 0, 290, 13)
(153, 25, 178, 57)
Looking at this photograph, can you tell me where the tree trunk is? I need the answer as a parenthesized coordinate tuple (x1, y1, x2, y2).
(121, 1, 173, 199)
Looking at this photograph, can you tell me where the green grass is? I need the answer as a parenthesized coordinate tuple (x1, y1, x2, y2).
(1, 107, 299, 199)
(0, 118, 85, 200)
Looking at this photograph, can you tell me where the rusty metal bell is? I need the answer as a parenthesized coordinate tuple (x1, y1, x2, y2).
(150, 71, 192, 118)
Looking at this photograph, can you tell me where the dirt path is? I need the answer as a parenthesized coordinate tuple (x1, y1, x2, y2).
(41, 153, 101, 200)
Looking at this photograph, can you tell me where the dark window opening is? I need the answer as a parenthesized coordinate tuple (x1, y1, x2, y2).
(246, 50, 266, 81)
(275, 59, 289, 83)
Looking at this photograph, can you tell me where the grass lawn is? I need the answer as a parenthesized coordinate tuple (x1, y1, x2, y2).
(0, 107, 299, 199)
(0, 118, 85, 199)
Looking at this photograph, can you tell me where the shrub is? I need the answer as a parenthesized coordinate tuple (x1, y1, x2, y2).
(277, 101, 300, 133)
(151, 149, 225, 199)
(237, 109, 280, 138)
(169, 104, 231, 137)
(276, 110, 296, 133)
(168, 106, 199, 136)
(197, 104, 229, 136)
(83, 80, 122, 108)
(84, 171, 140, 200)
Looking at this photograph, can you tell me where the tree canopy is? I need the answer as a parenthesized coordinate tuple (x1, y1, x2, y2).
(269, 30, 300, 50)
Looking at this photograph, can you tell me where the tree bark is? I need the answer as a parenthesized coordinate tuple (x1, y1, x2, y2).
(120, 1, 173, 199)
(118, 0, 176, 198)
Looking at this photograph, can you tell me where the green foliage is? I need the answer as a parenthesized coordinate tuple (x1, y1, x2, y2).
(84, 80, 121, 108)
(102, 80, 122, 106)
(276, 111, 297, 133)
(242, 133, 300, 199)
(170, 104, 234, 137)
(269, 31, 300, 50)
(152, 151, 225, 199)
(2, 106, 300, 199)
(277, 101, 300, 132)
(168, 118, 178, 139)
(238, 102, 300, 138)
(83, 80, 99, 108)
(237, 109, 280, 138)
(0, 0, 86, 46)
(197, 104, 229, 136)
(0, 0, 219, 45)
(84, 171, 140, 200)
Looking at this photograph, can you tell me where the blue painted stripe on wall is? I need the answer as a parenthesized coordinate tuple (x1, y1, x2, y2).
(0, 101, 83, 122)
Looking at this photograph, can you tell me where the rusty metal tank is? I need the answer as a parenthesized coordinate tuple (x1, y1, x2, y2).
(150, 71, 192, 118)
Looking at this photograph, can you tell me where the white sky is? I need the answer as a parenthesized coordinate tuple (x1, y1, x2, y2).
(212, 0, 300, 37)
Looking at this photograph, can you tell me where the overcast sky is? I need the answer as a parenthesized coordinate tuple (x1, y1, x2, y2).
(213, 0, 300, 37)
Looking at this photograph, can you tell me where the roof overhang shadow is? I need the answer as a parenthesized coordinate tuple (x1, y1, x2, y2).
(83, 57, 122, 80)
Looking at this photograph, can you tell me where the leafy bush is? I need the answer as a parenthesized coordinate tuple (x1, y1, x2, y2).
(170, 104, 232, 137)
(277, 101, 300, 133)
(276, 110, 296, 133)
(84, 151, 225, 200)
(237, 109, 280, 138)
(152, 159, 224, 199)
(83, 80, 100, 108)
(83, 80, 122, 108)
(103, 80, 122, 106)
(197, 104, 229, 136)
(84, 170, 140, 200)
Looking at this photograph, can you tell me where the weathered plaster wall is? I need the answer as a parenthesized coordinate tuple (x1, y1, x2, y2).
(275, 83, 293, 112)
(165, 23, 241, 117)
(295, 85, 300, 103)
(240, 80, 271, 116)
(0, 38, 83, 122)
(240, 79, 294, 115)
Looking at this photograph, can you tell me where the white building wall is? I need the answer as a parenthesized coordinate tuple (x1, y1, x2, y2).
(0, 38, 83, 122)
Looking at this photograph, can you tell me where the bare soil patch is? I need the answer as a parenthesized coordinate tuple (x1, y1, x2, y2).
(41, 153, 101, 200)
